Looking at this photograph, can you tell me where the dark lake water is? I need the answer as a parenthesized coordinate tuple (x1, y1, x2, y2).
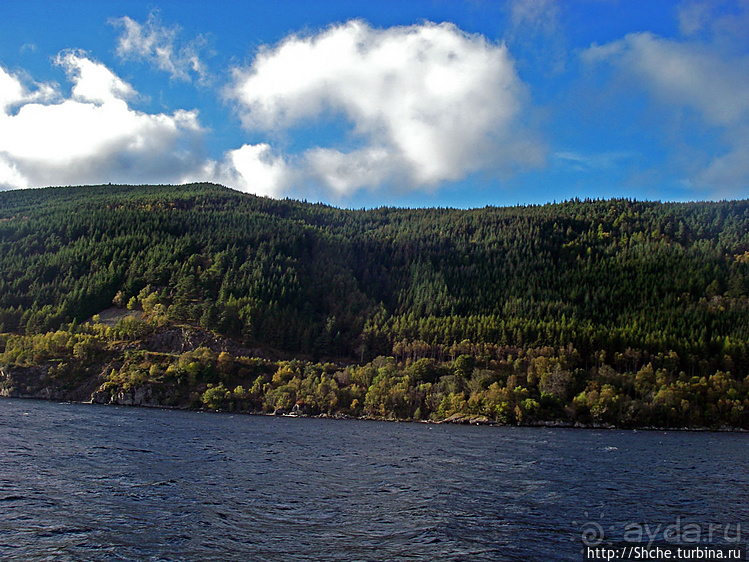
(0, 398, 746, 561)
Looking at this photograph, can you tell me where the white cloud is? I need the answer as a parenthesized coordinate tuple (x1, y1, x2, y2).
(0, 159, 29, 190)
(0, 52, 205, 190)
(0, 66, 32, 112)
(57, 49, 135, 104)
(0, 66, 55, 112)
(199, 143, 294, 198)
(110, 11, 209, 82)
(583, 31, 749, 193)
(227, 20, 542, 198)
(304, 146, 398, 195)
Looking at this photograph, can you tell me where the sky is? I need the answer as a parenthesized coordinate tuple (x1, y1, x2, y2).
(0, 0, 748, 209)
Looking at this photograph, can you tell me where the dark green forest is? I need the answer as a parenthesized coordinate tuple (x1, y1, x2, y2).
(1, 183, 748, 428)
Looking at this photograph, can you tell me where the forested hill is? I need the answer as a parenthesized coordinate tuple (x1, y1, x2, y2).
(1, 183, 748, 428)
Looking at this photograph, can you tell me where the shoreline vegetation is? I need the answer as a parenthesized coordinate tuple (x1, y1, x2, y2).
(3, 395, 747, 434)
(1, 319, 747, 430)
(1, 184, 748, 430)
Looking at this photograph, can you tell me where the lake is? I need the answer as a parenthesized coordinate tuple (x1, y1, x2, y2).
(0, 398, 746, 561)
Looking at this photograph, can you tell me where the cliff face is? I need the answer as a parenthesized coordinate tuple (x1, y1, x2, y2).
(90, 385, 171, 408)
(0, 365, 191, 409)
(144, 327, 265, 358)
(0, 363, 107, 402)
(1, 364, 55, 399)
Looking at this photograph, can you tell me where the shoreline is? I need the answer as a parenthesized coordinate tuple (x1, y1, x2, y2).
(3, 394, 746, 433)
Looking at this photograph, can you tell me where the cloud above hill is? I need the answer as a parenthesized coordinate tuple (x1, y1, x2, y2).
(0, 20, 543, 199)
(0, 51, 205, 190)
(224, 20, 543, 198)
(583, 25, 749, 194)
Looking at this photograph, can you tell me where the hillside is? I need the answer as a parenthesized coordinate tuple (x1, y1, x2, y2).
(1, 183, 747, 427)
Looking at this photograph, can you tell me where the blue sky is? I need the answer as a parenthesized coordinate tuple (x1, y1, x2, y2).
(1, 0, 747, 208)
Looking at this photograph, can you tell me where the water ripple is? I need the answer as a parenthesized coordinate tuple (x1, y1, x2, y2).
(0, 399, 746, 561)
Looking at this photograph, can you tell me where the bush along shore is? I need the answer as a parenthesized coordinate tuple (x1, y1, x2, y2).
(1, 315, 746, 430)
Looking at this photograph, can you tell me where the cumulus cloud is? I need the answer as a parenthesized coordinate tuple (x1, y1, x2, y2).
(58, 49, 136, 104)
(0, 66, 55, 113)
(583, 31, 749, 192)
(304, 146, 400, 195)
(226, 20, 542, 198)
(199, 143, 294, 198)
(110, 11, 209, 82)
(0, 52, 205, 190)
